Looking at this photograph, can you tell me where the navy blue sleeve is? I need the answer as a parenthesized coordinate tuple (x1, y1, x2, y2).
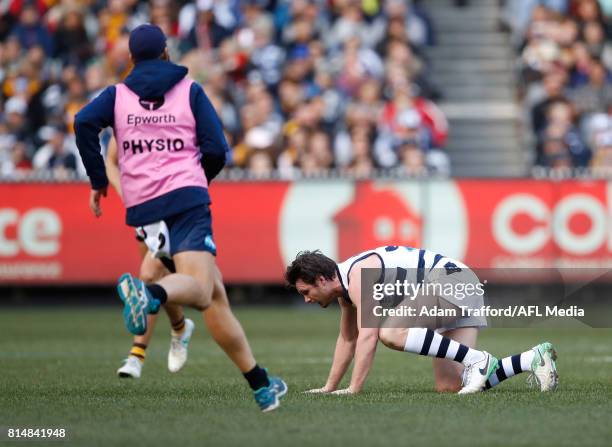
(189, 82, 229, 183)
(74, 86, 116, 190)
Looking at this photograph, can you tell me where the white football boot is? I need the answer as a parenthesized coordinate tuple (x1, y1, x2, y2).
(527, 342, 559, 392)
(168, 318, 195, 373)
(458, 351, 499, 394)
(117, 356, 143, 378)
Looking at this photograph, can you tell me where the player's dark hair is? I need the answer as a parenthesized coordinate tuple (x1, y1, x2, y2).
(285, 250, 337, 287)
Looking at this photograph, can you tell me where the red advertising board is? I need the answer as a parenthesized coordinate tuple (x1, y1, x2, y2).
(1, 180, 611, 285)
(0, 184, 140, 284)
(457, 180, 612, 270)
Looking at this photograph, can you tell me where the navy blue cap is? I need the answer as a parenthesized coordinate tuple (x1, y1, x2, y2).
(129, 24, 167, 62)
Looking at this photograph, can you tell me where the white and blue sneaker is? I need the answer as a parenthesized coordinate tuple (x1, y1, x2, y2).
(253, 376, 288, 412)
(168, 318, 195, 373)
(117, 273, 160, 336)
(269, 376, 288, 399)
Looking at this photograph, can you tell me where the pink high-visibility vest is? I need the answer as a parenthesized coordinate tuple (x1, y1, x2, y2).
(114, 78, 208, 208)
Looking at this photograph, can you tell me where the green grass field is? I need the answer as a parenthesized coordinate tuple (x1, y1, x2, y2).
(1, 306, 611, 446)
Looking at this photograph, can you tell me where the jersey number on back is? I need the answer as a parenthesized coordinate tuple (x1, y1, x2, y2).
(444, 262, 462, 275)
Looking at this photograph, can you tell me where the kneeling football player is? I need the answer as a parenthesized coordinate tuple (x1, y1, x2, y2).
(285, 246, 558, 395)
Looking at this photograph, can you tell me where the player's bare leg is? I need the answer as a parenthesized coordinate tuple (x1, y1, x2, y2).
(118, 250, 286, 410)
(117, 314, 160, 378)
(117, 251, 207, 334)
(198, 264, 286, 410)
(171, 251, 215, 309)
(118, 250, 177, 377)
(432, 327, 478, 392)
(140, 252, 189, 337)
(144, 273, 208, 308)
(139, 253, 195, 372)
(174, 252, 286, 409)
(136, 239, 149, 259)
(203, 265, 256, 372)
(166, 301, 195, 372)
(157, 263, 193, 373)
(140, 251, 168, 282)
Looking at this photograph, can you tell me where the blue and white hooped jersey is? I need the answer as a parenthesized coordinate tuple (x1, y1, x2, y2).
(335, 246, 468, 295)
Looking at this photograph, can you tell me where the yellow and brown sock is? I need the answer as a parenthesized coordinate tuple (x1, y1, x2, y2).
(129, 342, 147, 363)
(171, 317, 185, 336)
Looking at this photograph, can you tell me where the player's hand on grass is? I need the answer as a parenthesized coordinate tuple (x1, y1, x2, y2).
(304, 386, 334, 394)
(330, 388, 355, 395)
(90, 187, 107, 218)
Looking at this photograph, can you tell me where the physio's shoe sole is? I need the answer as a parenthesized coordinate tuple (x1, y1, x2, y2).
(117, 273, 147, 336)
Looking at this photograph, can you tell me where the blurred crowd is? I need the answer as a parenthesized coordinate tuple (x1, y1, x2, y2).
(0, 0, 451, 180)
(508, 0, 612, 170)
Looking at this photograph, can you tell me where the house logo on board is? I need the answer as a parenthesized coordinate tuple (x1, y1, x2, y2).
(333, 182, 422, 259)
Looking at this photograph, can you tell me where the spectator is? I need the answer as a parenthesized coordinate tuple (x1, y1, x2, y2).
(305, 129, 334, 171)
(2, 45, 45, 101)
(313, 67, 344, 128)
(33, 124, 81, 178)
(530, 69, 568, 136)
(249, 14, 285, 89)
(398, 141, 428, 176)
(326, 3, 377, 51)
(2, 96, 29, 143)
(582, 112, 611, 149)
(97, 0, 129, 51)
(284, 45, 317, 95)
(277, 124, 309, 177)
(542, 139, 574, 169)
(503, 0, 568, 46)
(590, 130, 612, 168)
(246, 149, 274, 178)
(0, 0, 446, 180)
(181, 1, 234, 53)
(334, 35, 384, 97)
(10, 4, 53, 56)
(516, 1, 612, 172)
(53, 7, 92, 66)
(208, 90, 240, 137)
(373, 0, 436, 49)
(1, 139, 32, 178)
(519, 6, 563, 82)
(295, 129, 333, 177)
(570, 0, 603, 26)
(568, 59, 612, 118)
(375, 108, 428, 168)
(64, 74, 88, 134)
(568, 41, 595, 88)
(537, 100, 591, 166)
(379, 86, 448, 149)
(582, 20, 608, 59)
(335, 126, 374, 169)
